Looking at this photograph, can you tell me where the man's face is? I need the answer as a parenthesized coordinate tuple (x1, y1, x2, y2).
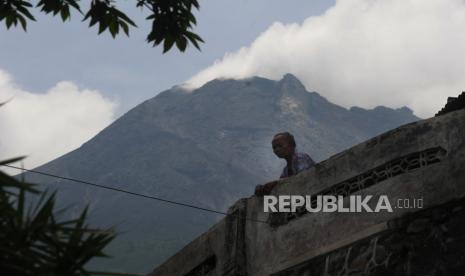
(272, 135, 294, 159)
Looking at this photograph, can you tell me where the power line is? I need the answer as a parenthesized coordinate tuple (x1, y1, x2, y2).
(2, 164, 267, 224)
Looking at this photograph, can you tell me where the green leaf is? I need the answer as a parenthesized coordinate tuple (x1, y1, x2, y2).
(0, 100, 12, 107)
(188, 13, 196, 25)
(82, 10, 91, 22)
(6, 15, 15, 29)
(163, 35, 176, 53)
(60, 6, 70, 21)
(186, 30, 204, 42)
(16, 5, 36, 21)
(69, 206, 88, 246)
(185, 31, 203, 50)
(17, 17, 29, 31)
(98, 21, 108, 34)
(191, 0, 200, 9)
(0, 157, 117, 274)
(0, 156, 25, 165)
(0, 172, 39, 194)
(17, 1, 32, 8)
(108, 20, 118, 38)
(67, 0, 82, 13)
(17, 186, 25, 227)
(112, 8, 136, 27)
(120, 21, 129, 36)
(175, 36, 187, 52)
(145, 14, 156, 20)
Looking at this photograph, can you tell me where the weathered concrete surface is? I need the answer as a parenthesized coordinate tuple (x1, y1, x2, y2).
(272, 196, 465, 275)
(149, 109, 465, 276)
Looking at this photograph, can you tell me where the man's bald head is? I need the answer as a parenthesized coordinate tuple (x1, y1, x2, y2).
(272, 132, 296, 159)
(273, 132, 296, 148)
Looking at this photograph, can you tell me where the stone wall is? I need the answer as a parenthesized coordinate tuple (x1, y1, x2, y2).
(273, 195, 465, 275)
(149, 109, 465, 276)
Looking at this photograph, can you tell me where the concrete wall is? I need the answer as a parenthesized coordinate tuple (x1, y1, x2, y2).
(149, 109, 465, 276)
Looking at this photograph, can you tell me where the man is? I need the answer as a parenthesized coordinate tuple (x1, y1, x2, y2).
(255, 132, 315, 196)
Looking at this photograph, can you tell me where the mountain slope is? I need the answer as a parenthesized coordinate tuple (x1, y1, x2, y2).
(24, 74, 419, 273)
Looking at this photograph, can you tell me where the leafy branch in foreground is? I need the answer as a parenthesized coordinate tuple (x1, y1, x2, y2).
(0, 157, 123, 276)
(0, 0, 203, 53)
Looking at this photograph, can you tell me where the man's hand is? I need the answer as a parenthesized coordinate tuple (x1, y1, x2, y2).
(254, 180, 278, 196)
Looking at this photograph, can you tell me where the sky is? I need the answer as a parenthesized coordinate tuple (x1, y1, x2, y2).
(1, 0, 465, 171)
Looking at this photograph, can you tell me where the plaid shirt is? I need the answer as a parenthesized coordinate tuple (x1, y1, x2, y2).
(280, 151, 315, 178)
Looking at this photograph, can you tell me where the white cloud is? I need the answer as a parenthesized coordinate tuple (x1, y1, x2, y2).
(0, 69, 116, 173)
(186, 0, 465, 118)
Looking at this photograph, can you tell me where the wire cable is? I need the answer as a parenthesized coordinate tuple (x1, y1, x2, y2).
(2, 164, 267, 224)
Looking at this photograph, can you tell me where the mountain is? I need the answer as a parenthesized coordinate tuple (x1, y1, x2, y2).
(23, 74, 419, 274)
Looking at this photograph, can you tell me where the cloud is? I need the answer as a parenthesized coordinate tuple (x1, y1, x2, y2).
(186, 0, 465, 118)
(0, 69, 116, 173)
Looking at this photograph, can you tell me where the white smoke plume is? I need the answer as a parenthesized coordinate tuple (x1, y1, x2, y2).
(186, 0, 465, 118)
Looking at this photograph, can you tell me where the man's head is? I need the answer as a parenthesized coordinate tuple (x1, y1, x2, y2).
(272, 132, 296, 159)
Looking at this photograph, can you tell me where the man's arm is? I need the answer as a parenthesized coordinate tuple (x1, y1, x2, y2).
(254, 180, 278, 196)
